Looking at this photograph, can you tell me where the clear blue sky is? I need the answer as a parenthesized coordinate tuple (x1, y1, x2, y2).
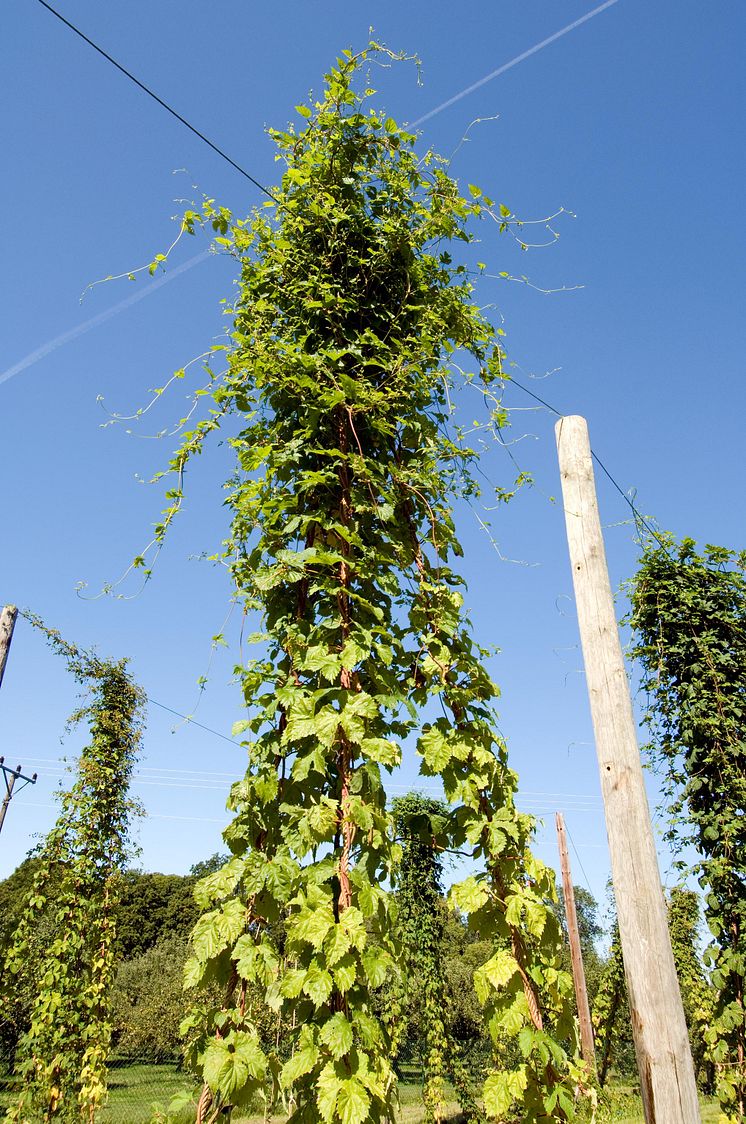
(1, 1, 744, 910)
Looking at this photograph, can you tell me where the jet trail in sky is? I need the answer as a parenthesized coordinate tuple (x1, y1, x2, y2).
(409, 0, 620, 127)
(0, 249, 211, 388)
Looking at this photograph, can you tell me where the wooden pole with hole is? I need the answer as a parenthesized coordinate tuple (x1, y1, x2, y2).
(0, 605, 18, 691)
(555, 416, 699, 1124)
(555, 811, 596, 1073)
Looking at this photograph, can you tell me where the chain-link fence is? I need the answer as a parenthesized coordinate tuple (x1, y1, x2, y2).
(0, 1039, 485, 1123)
(102, 1057, 197, 1123)
(0, 1050, 200, 1124)
(0, 1052, 471, 1123)
(0, 1030, 17, 1118)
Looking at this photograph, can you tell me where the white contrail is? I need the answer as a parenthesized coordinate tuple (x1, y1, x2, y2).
(0, 248, 212, 387)
(409, 0, 620, 127)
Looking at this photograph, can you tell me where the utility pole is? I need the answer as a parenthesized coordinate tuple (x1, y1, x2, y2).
(0, 605, 18, 690)
(0, 758, 37, 837)
(555, 416, 700, 1124)
(555, 812, 596, 1073)
(0, 605, 38, 837)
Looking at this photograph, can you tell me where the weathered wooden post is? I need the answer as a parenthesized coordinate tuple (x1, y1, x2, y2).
(555, 415, 700, 1123)
(0, 605, 18, 690)
(555, 811, 596, 1073)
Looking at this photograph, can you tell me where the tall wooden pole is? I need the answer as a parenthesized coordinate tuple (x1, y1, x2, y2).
(555, 812, 596, 1072)
(0, 605, 18, 691)
(555, 416, 700, 1124)
(0, 609, 37, 838)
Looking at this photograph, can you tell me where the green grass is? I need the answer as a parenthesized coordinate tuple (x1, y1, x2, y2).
(102, 1063, 196, 1123)
(595, 1082, 719, 1123)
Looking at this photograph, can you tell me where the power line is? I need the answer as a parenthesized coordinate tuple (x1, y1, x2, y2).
(31, 3, 662, 557)
(506, 375, 563, 419)
(506, 375, 671, 554)
(35, 0, 620, 203)
(27, 1, 655, 559)
(22, 0, 642, 558)
(590, 449, 654, 543)
(34, 0, 276, 201)
(21, 758, 601, 804)
(21, 757, 239, 778)
(146, 696, 239, 745)
(21, 799, 226, 825)
(11, 757, 600, 806)
(565, 817, 602, 902)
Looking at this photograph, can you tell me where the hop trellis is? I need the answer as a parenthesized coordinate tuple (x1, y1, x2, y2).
(150, 47, 583, 1124)
(2, 616, 144, 1123)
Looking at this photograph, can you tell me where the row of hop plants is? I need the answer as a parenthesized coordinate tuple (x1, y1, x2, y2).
(626, 537, 746, 1122)
(1, 616, 144, 1123)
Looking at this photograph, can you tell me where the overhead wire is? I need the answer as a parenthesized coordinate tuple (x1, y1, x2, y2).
(14, 799, 614, 837)
(21, 799, 226, 825)
(34, 0, 276, 201)
(35, 0, 621, 187)
(565, 818, 603, 903)
(20, 757, 600, 806)
(32, 2, 660, 558)
(146, 696, 238, 745)
(506, 376, 671, 554)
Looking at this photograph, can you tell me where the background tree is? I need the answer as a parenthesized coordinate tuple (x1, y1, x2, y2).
(0, 862, 208, 966)
(188, 855, 231, 881)
(439, 912, 494, 1063)
(555, 886, 603, 960)
(111, 936, 194, 1064)
(0, 859, 43, 952)
(0, 854, 236, 1073)
(628, 537, 746, 1121)
(116, 871, 203, 961)
(591, 923, 637, 1088)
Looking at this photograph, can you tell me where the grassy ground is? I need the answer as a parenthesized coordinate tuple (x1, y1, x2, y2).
(1, 1063, 722, 1122)
(600, 1085, 719, 1124)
